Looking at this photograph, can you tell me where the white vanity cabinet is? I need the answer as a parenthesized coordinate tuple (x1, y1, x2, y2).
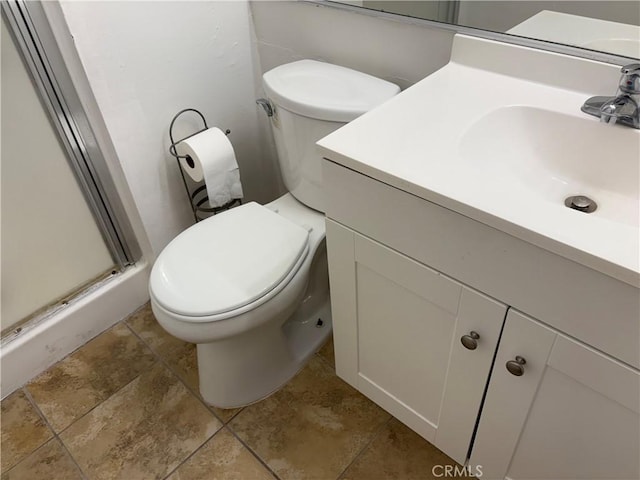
(326, 219, 507, 465)
(471, 309, 640, 480)
(322, 159, 640, 477)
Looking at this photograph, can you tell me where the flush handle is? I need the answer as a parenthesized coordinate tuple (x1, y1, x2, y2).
(256, 98, 273, 117)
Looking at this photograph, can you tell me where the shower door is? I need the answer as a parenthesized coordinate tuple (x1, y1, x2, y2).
(1, 2, 140, 335)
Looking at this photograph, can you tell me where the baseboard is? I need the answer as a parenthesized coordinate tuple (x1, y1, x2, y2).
(0, 262, 150, 399)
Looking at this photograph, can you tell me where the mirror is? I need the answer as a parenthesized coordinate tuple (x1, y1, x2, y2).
(329, 1, 640, 59)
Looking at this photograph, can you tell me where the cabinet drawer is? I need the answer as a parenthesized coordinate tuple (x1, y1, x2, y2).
(323, 160, 640, 368)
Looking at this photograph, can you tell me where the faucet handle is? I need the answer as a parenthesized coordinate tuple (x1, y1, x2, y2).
(619, 63, 640, 95)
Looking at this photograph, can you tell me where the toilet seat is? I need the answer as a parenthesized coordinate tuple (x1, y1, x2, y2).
(149, 202, 310, 319)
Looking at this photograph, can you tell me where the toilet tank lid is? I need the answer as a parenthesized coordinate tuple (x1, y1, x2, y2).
(263, 60, 400, 122)
(149, 203, 309, 318)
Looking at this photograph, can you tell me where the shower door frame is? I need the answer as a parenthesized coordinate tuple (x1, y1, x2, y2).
(2, 0, 140, 268)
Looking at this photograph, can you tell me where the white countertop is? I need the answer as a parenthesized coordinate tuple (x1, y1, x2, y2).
(318, 35, 640, 287)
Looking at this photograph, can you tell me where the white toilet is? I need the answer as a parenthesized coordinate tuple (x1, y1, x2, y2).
(149, 60, 400, 408)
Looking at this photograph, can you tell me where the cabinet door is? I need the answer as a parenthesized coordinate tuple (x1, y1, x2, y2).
(326, 220, 506, 464)
(471, 309, 640, 480)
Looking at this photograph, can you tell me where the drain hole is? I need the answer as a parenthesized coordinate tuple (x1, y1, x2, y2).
(316, 319, 324, 328)
(565, 195, 597, 213)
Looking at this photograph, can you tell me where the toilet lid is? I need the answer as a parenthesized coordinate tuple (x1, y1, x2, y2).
(149, 202, 310, 317)
(263, 60, 401, 123)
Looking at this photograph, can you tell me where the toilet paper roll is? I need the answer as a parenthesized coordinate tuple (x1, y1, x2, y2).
(178, 127, 244, 208)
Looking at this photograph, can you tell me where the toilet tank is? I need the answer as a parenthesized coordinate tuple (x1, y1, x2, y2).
(262, 60, 400, 212)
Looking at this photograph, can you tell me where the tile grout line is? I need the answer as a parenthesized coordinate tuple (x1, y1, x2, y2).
(223, 349, 363, 480)
(121, 320, 234, 426)
(55, 362, 159, 440)
(31, 325, 161, 439)
(66, 379, 158, 443)
(160, 425, 281, 480)
(27, 371, 168, 480)
(318, 339, 394, 480)
(21, 386, 90, 480)
(22, 320, 161, 442)
(335, 415, 394, 480)
(6, 305, 184, 479)
(27, 316, 215, 480)
(224, 423, 284, 480)
(225, 343, 342, 480)
(160, 427, 222, 480)
(124, 320, 282, 480)
(126, 314, 345, 480)
(28, 315, 217, 480)
(0, 387, 55, 476)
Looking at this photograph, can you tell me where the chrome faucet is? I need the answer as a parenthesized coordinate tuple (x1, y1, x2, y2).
(581, 63, 640, 128)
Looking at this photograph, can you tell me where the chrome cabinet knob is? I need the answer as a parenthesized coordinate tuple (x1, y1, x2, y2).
(506, 356, 527, 376)
(460, 331, 480, 350)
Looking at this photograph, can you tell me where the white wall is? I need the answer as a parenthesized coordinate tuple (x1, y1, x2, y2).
(250, 1, 455, 91)
(59, 0, 281, 256)
(56, 0, 455, 256)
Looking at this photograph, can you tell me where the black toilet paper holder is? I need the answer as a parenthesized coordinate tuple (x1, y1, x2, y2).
(168, 108, 239, 223)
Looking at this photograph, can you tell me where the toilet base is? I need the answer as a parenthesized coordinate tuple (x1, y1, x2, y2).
(197, 294, 332, 409)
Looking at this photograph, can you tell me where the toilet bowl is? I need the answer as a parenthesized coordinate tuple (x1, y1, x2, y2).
(151, 194, 329, 407)
(149, 60, 400, 408)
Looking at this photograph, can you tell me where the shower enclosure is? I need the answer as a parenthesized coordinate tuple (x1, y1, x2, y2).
(1, 2, 141, 355)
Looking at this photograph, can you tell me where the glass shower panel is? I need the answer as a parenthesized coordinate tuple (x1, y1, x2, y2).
(1, 17, 115, 333)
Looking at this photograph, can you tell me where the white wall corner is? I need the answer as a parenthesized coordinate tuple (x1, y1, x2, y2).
(56, 1, 281, 256)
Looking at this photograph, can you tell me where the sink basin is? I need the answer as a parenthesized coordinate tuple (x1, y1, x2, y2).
(458, 106, 640, 227)
(318, 34, 639, 285)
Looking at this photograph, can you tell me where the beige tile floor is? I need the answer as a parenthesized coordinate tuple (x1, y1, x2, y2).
(1, 304, 464, 480)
